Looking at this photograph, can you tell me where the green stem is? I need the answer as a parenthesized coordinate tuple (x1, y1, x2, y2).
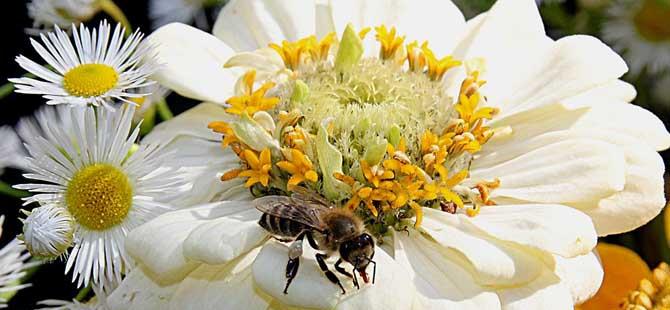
(75, 285, 92, 302)
(0, 83, 14, 99)
(139, 105, 157, 136)
(97, 0, 132, 35)
(0, 181, 29, 198)
(156, 99, 174, 120)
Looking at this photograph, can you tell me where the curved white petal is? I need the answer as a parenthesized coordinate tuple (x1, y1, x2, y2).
(394, 231, 502, 310)
(125, 202, 253, 284)
(252, 241, 414, 310)
(422, 209, 545, 286)
(213, 0, 316, 51)
(464, 205, 597, 258)
(148, 23, 239, 103)
(107, 267, 178, 310)
(183, 208, 267, 265)
(471, 138, 626, 204)
(323, 0, 465, 55)
(553, 252, 603, 305)
(170, 248, 272, 310)
(564, 79, 637, 104)
(497, 268, 573, 310)
(143, 103, 229, 144)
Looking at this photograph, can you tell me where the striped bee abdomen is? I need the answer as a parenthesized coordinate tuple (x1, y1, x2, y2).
(259, 213, 308, 238)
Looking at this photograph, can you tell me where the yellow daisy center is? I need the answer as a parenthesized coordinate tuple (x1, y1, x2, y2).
(63, 64, 119, 97)
(633, 0, 670, 42)
(65, 164, 133, 231)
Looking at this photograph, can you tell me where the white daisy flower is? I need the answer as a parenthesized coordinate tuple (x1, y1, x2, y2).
(149, 0, 226, 30)
(27, 0, 99, 32)
(16, 104, 185, 289)
(603, 0, 670, 75)
(106, 0, 669, 309)
(0, 126, 27, 173)
(0, 216, 37, 309)
(19, 204, 75, 260)
(10, 21, 157, 109)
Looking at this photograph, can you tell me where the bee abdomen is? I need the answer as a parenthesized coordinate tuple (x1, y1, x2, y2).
(259, 213, 306, 238)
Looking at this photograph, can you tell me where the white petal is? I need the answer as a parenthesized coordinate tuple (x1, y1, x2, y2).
(170, 248, 272, 310)
(125, 202, 253, 284)
(213, 0, 316, 51)
(422, 209, 545, 286)
(567, 101, 670, 151)
(471, 137, 626, 204)
(323, 0, 465, 55)
(563, 79, 637, 104)
(553, 252, 603, 305)
(465, 204, 597, 258)
(148, 23, 238, 103)
(107, 268, 178, 310)
(143, 103, 229, 144)
(497, 268, 573, 310)
(183, 208, 267, 265)
(394, 231, 502, 310)
(495, 35, 627, 116)
(452, 0, 551, 111)
(252, 241, 414, 310)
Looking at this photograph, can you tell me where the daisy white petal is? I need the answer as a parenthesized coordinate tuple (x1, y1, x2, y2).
(0, 126, 28, 172)
(17, 104, 184, 288)
(0, 216, 37, 309)
(20, 204, 75, 260)
(10, 21, 157, 109)
(27, 0, 98, 33)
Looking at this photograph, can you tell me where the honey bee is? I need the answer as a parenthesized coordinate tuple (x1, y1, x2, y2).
(254, 188, 376, 295)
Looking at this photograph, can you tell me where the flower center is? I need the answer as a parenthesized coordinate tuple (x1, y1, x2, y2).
(279, 57, 451, 164)
(63, 64, 119, 97)
(633, 0, 670, 42)
(65, 164, 132, 230)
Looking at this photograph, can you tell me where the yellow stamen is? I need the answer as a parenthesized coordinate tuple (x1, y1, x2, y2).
(269, 37, 312, 70)
(375, 25, 405, 60)
(65, 164, 132, 230)
(307, 33, 337, 62)
(621, 262, 670, 309)
(277, 148, 318, 189)
(225, 70, 279, 116)
(63, 64, 119, 97)
(421, 42, 461, 81)
(406, 41, 426, 72)
(238, 148, 273, 187)
(358, 27, 372, 40)
(208, 121, 239, 148)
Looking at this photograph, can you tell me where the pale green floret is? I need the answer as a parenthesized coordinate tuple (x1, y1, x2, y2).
(277, 57, 454, 168)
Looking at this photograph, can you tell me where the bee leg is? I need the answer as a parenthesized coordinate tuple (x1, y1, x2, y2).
(284, 232, 306, 294)
(316, 253, 346, 295)
(284, 257, 299, 294)
(334, 258, 358, 290)
(305, 231, 319, 250)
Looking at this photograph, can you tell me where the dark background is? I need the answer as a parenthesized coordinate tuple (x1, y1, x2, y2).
(0, 0, 668, 309)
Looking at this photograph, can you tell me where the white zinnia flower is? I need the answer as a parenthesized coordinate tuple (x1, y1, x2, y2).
(603, 0, 670, 75)
(27, 0, 98, 32)
(107, 0, 669, 309)
(0, 126, 27, 173)
(10, 21, 157, 109)
(0, 216, 37, 309)
(16, 104, 184, 289)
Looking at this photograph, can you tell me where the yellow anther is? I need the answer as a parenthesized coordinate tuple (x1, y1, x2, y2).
(406, 41, 426, 72)
(226, 70, 279, 116)
(208, 121, 238, 148)
(375, 25, 405, 60)
(238, 148, 273, 187)
(307, 32, 337, 62)
(277, 148, 318, 189)
(421, 42, 461, 81)
(269, 37, 313, 70)
(358, 27, 372, 40)
(361, 159, 394, 187)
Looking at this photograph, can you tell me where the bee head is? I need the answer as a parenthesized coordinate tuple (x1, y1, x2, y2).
(340, 233, 376, 284)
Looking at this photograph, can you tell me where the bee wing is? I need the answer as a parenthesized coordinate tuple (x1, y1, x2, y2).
(253, 195, 329, 231)
(290, 186, 332, 208)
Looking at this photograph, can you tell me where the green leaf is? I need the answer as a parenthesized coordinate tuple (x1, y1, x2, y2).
(316, 122, 349, 200)
(232, 113, 280, 151)
(334, 24, 364, 73)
